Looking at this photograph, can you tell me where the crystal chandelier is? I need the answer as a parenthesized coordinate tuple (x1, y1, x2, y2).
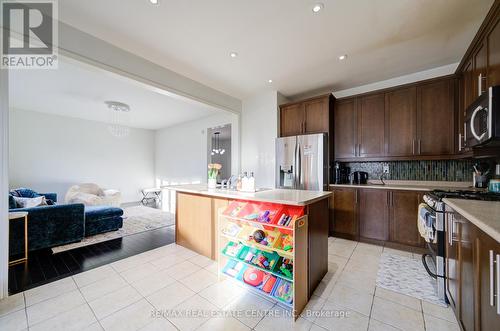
(105, 101, 131, 138)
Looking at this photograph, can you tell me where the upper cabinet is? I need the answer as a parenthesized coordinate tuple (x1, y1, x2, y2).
(280, 103, 304, 137)
(456, 1, 500, 155)
(279, 94, 333, 137)
(357, 94, 385, 158)
(416, 79, 455, 156)
(334, 76, 457, 161)
(385, 87, 417, 157)
(334, 98, 357, 159)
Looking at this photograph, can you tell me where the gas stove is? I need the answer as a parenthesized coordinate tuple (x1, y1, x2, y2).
(426, 189, 500, 203)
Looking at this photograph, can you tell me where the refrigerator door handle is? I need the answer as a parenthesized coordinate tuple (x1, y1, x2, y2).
(293, 140, 299, 189)
(297, 143, 302, 189)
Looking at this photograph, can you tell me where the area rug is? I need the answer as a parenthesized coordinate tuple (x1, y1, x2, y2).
(376, 252, 447, 307)
(52, 205, 174, 253)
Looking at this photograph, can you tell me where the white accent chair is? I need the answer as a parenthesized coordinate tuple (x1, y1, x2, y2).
(65, 183, 121, 207)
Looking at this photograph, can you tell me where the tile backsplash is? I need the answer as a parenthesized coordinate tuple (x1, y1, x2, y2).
(342, 160, 476, 182)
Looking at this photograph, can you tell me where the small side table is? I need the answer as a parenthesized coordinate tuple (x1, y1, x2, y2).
(9, 211, 28, 266)
(141, 188, 162, 205)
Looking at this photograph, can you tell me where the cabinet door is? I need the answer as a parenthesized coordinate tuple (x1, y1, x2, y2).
(476, 229, 500, 330)
(417, 79, 455, 156)
(386, 87, 417, 157)
(334, 99, 357, 159)
(487, 16, 500, 87)
(358, 189, 389, 241)
(446, 212, 460, 310)
(473, 42, 488, 98)
(280, 103, 304, 137)
(358, 94, 385, 158)
(463, 58, 474, 110)
(332, 188, 358, 237)
(304, 97, 329, 134)
(458, 215, 475, 331)
(389, 191, 423, 247)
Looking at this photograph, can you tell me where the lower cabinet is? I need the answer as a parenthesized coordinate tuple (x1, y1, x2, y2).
(330, 188, 423, 247)
(359, 189, 389, 241)
(445, 209, 500, 331)
(390, 191, 425, 247)
(476, 230, 500, 330)
(331, 187, 358, 238)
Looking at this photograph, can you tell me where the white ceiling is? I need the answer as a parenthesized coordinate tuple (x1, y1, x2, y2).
(9, 58, 223, 130)
(57, 0, 494, 99)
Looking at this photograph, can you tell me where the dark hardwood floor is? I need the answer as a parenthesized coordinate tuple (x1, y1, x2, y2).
(8, 225, 175, 295)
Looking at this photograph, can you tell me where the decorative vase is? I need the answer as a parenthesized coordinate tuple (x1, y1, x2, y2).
(208, 178, 217, 189)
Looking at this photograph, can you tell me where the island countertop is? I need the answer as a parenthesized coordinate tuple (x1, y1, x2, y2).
(163, 184, 332, 206)
(443, 198, 500, 243)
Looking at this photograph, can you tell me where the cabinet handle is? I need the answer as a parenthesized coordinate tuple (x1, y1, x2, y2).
(478, 74, 482, 96)
(355, 190, 358, 204)
(497, 254, 500, 314)
(412, 139, 415, 155)
(490, 250, 495, 307)
(304, 121, 306, 132)
(447, 214, 453, 246)
(418, 139, 421, 155)
(458, 134, 462, 152)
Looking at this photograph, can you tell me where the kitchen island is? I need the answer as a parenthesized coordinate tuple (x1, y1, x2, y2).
(164, 184, 331, 315)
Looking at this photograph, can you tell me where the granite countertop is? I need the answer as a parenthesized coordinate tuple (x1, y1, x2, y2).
(443, 198, 500, 243)
(163, 184, 332, 206)
(330, 180, 475, 192)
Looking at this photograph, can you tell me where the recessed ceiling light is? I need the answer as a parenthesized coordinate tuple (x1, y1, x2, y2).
(149, 0, 159, 5)
(312, 3, 324, 13)
(339, 54, 347, 60)
(230, 52, 238, 58)
(268, 79, 273, 83)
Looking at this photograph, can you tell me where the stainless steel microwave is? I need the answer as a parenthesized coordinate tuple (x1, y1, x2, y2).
(465, 85, 500, 148)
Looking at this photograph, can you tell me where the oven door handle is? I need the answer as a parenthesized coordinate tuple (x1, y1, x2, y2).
(470, 105, 487, 141)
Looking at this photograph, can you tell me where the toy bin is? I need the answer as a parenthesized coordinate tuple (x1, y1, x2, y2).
(272, 257, 294, 281)
(222, 260, 247, 281)
(238, 226, 280, 249)
(271, 278, 294, 305)
(236, 202, 259, 219)
(272, 205, 305, 235)
(223, 201, 247, 217)
(273, 232, 294, 253)
(237, 246, 280, 271)
(222, 241, 244, 258)
(255, 203, 284, 230)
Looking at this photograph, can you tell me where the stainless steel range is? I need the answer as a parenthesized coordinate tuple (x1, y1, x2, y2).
(419, 190, 500, 302)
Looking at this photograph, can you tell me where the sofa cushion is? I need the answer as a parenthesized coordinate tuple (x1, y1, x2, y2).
(85, 206, 124, 221)
(10, 188, 41, 198)
(13, 196, 48, 208)
(8, 195, 17, 209)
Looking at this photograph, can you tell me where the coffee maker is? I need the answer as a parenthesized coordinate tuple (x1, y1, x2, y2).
(333, 162, 350, 184)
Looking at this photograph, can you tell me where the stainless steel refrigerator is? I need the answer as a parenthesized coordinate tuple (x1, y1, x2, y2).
(275, 133, 328, 191)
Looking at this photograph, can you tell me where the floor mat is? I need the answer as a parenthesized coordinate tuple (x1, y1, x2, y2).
(52, 205, 174, 253)
(376, 252, 447, 307)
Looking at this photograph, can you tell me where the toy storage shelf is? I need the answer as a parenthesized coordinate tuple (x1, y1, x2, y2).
(218, 200, 308, 319)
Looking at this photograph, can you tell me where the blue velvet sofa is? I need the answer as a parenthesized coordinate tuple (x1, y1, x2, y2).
(9, 188, 124, 256)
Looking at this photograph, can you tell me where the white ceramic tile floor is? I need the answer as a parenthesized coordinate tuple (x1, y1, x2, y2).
(0, 239, 460, 331)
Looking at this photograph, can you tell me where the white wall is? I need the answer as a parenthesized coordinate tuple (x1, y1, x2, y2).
(155, 112, 239, 186)
(9, 109, 155, 203)
(241, 91, 280, 188)
(0, 56, 9, 299)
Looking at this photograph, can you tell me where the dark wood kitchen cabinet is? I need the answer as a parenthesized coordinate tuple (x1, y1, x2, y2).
(280, 103, 304, 137)
(416, 79, 455, 156)
(331, 187, 358, 239)
(279, 94, 333, 137)
(473, 42, 488, 98)
(476, 229, 500, 330)
(358, 189, 389, 241)
(487, 14, 500, 87)
(445, 203, 500, 331)
(389, 190, 424, 247)
(445, 210, 475, 331)
(357, 94, 385, 158)
(330, 187, 423, 247)
(385, 87, 417, 157)
(334, 98, 357, 159)
(334, 76, 457, 161)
